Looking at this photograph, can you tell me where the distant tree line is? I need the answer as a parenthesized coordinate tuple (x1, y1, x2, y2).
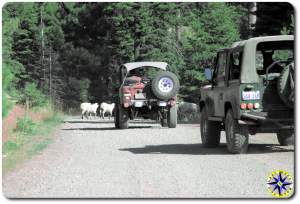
(2, 2, 294, 115)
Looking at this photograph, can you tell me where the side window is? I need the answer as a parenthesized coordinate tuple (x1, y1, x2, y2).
(229, 51, 243, 80)
(216, 52, 226, 82)
(256, 51, 264, 73)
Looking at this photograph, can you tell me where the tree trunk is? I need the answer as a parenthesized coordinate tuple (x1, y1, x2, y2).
(249, 2, 257, 37)
(134, 41, 140, 61)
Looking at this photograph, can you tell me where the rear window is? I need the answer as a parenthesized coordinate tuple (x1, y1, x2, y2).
(127, 67, 161, 79)
(256, 41, 294, 75)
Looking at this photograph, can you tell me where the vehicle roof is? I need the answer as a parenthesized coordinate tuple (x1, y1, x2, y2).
(122, 61, 168, 72)
(236, 35, 294, 83)
(232, 35, 294, 48)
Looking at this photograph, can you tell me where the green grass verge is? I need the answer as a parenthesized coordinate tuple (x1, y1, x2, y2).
(2, 112, 63, 174)
(27, 139, 52, 157)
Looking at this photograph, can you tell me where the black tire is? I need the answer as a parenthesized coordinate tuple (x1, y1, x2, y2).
(114, 105, 129, 129)
(277, 130, 294, 146)
(160, 118, 168, 127)
(151, 71, 180, 100)
(114, 108, 120, 128)
(167, 106, 177, 128)
(200, 107, 221, 147)
(277, 62, 294, 109)
(225, 109, 249, 154)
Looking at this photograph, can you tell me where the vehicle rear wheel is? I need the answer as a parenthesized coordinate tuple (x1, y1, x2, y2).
(160, 118, 168, 127)
(167, 106, 177, 128)
(225, 109, 249, 154)
(114, 109, 120, 128)
(200, 107, 221, 147)
(277, 130, 294, 146)
(114, 105, 129, 129)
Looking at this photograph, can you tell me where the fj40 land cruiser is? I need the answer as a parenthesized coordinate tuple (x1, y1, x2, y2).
(114, 62, 180, 129)
(199, 35, 294, 154)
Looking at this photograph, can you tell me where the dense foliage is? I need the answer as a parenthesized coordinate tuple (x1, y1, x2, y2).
(2, 2, 294, 114)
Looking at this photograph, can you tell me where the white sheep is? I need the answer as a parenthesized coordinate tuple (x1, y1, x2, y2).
(100, 102, 115, 119)
(80, 102, 99, 119)
(88, 103, 99, 119)
(80, 102, 91, 119)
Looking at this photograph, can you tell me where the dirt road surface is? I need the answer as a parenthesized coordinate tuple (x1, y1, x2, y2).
(3, 117, 294, 198)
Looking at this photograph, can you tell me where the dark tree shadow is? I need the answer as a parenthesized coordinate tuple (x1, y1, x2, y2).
(177, 121, 200, 125)
(64, 119, 200, 125)
(61, 126, 154, 131)
(129, 121, 158, 124)
(130, 120, 200, 125)
(119, 143, 294, 155)
(63, 120, 113, 124)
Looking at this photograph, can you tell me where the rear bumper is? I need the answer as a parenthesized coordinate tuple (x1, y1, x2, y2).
(239, 112, 294, 130)
(123, 98, 176, 108)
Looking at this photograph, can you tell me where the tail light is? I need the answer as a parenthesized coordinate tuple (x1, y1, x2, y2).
(240, 103, 247, 110)
(168, 99, 176, 106)
(123, 92, 131, 103)
(241, 102, 260, 110)
(254, 103, 260, 109)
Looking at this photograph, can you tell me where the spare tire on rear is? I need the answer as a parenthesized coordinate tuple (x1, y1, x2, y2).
(277, 62, 294, 109)
(151, 71, 180, 100)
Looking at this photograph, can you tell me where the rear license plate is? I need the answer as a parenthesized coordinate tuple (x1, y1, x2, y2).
(242, 91, 260, 100)
(134, 101, 144, 107)
(158, 101, 167, 106)
(135, 93, 146, 99)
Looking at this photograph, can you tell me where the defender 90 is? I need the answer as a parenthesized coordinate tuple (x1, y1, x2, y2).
(199, 35, 294, 154)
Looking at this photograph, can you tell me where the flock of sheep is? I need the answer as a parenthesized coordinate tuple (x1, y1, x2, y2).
(80, 102, 115, 119)
(80, 101, 200, 121)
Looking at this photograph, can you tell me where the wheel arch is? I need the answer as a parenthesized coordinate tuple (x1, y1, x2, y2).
(224, 101, 239, 119)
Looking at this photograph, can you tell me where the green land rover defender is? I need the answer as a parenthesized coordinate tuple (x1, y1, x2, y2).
(199, 35, 294, 154)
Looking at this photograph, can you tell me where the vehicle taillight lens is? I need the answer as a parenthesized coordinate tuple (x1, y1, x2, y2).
(240, 103, 247, 110)
(247, 103, 253, 109)
(123, 93, 131, 101)
(254, 103, 260, 109)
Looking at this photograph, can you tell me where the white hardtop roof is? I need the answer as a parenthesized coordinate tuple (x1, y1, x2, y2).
(122, 61, 168, 72)
(232, 35, 294, 48)
(232, 35, 294, 83)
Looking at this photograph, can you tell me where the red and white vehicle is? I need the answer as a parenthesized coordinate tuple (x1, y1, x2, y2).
(114, 62, 180, 129)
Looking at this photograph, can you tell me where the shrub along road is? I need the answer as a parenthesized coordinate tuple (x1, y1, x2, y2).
(3, 117, 294, 198)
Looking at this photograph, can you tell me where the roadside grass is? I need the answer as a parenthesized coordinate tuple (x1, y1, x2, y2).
(2, 112, 63, 174)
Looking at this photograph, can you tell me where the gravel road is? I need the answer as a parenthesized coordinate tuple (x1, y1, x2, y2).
(3, 117, 294, 198)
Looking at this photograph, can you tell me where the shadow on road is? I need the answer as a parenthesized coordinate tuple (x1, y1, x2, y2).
(120, 143, 294, 155)
(177, 121, 200, 125)
(129, 121, 157, 124)
(64, 119, 158, 124)
(130, 120, 200, 125)
(63, 120, 113, 124)
(61, 126, 153, 131)
(64, 119, 200, 126)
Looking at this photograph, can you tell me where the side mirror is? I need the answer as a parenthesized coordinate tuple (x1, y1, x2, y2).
(204, 68, 212, 81)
